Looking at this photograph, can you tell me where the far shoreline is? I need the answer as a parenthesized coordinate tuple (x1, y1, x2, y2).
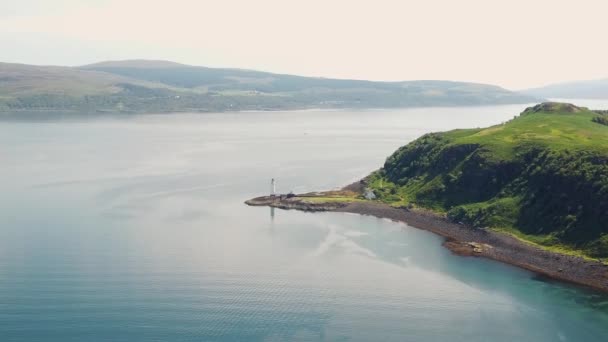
(0, 101, 541, 120)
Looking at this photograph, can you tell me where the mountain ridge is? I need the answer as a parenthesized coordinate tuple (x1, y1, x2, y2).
(82, 59, 190, 69)
(0, 59, 539, 114)
(523, 78, 608, 99)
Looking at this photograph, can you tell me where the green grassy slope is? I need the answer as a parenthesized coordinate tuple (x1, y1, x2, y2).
(369, 103, 608, 257)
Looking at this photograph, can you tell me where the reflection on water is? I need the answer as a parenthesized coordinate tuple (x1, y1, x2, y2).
(1, 103, 608, 341)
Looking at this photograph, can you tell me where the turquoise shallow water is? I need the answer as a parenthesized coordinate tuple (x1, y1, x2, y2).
(1, 104, 608, 341)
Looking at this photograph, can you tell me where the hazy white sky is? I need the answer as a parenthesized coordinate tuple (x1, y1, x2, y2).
(1, 0, 607, 89)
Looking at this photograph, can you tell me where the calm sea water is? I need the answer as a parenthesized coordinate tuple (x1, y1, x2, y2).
(1, 102, 608, 341)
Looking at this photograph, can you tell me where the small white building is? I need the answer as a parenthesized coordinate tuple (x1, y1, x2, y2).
(363, 188, 376, 200)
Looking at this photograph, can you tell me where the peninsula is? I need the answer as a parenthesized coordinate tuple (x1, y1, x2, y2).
(246, 103, 608, 292)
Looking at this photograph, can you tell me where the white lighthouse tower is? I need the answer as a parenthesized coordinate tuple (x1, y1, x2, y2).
(270, 178, 276, 196)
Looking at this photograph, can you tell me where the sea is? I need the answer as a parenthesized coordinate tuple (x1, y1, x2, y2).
(1, 99, 608, 341)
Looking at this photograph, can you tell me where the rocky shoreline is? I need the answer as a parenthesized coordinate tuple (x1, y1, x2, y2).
(246, 195, 608, 293)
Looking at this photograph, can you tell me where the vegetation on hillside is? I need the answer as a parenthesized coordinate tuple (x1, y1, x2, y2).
(0, 60, 538, 114)
(592, 114, 608, 126)
(368, 103, 608, 258)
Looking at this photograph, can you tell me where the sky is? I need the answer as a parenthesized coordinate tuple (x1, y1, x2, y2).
(1, 0, 607, 89)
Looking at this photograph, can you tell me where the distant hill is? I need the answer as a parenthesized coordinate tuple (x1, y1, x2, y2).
(523, 79, 608, 99)
(84, 60, 188, 69)
(0, 62, 169, 97)
(0, 60, 539, 114)
(369, 102, 608, 257)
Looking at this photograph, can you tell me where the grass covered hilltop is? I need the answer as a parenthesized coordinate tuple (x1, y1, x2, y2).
(369, 102, 608, 258)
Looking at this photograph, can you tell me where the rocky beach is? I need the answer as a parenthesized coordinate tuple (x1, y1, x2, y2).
(246, 192, 608, 293)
